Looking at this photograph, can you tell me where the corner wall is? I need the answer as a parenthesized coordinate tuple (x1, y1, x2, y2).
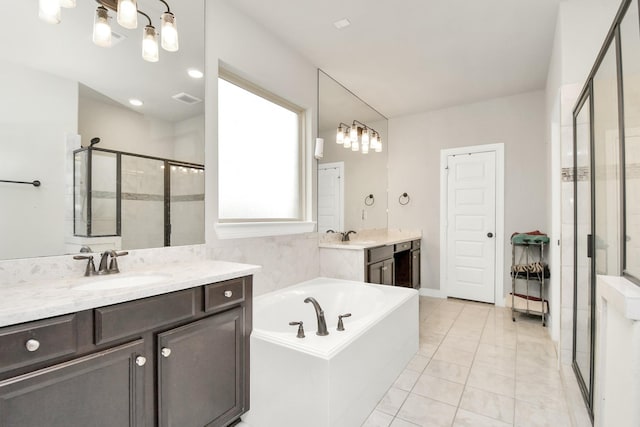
(204, 0, 320, 296)
(388, 90, 547, 298)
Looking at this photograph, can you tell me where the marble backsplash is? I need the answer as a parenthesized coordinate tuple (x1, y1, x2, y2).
(318, 228, 422, 245)
(0, 244, 207, 287)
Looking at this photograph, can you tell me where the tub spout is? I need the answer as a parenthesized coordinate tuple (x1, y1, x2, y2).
(304, 297, 329, 336)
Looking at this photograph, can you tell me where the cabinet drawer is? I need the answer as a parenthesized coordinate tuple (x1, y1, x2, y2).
(412, 240, 421, 250)
(0, 314, 77, 374)
(368, 246, 393, 264)
(94, 289, 197, 345)
(204, 277, 246, 313)
(394, 242, 411, 252)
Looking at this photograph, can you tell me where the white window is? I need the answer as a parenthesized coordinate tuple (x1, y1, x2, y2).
(217, 70, 312, 237)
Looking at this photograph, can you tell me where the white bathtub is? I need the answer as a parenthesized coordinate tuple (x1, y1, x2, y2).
(243, 277, 419, 427)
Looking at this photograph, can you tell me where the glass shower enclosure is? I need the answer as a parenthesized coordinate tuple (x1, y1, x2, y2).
(74, 147, 204, 249)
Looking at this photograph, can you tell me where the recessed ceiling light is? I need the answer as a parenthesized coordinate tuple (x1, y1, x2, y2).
(187, 68, 204, 79)
(128, 98, 143, 107)
(333, 18, 351, 30)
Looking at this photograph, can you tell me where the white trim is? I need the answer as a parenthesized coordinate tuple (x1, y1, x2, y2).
(318, 162, 345, 232)
(214, 221, 316, 239)
(419, 288, 446, 299)
(439, 143, 505, 306)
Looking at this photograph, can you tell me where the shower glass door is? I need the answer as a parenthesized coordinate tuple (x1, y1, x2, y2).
(573, 91, 594, 412)
(167, 163, 205, 246)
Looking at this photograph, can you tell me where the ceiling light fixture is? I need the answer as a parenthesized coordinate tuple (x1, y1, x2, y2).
(187, 68, 204, 79)
(336, 120, 382, 154)
(128, 98, 143, 106)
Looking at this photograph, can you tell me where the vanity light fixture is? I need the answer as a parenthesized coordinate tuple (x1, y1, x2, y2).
(60, 0, 77, 8)
(336, 120, 382, 154)
(159, 3, 179, 52)
(141, 20, 159, 62)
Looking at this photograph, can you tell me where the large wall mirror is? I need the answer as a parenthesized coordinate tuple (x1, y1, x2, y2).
(0, 1, 205, 260)
(317, 70, 388, 233)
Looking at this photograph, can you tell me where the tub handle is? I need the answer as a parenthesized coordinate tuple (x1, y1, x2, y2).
(337, 313, 352, 331)
(289, 321, 305, 338)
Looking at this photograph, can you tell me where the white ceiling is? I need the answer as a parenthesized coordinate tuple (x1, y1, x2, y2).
(3, 0, 204, 122)
(227, 0, 561, 118)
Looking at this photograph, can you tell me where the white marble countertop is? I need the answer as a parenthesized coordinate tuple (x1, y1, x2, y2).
(318, 232, 422, 251)
(0, 260, 261, 327)
(597, 275, 640, 321)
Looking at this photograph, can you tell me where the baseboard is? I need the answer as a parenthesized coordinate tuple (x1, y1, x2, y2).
(419, 288, 445, 298)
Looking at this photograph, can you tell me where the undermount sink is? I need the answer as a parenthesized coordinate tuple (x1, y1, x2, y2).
(74, 273, 171, 291)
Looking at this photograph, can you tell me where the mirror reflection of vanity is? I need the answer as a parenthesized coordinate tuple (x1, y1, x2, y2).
(0, 1, 205, 261)
(317, 70, 389, 233)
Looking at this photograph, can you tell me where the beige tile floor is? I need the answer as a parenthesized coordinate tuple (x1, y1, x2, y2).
(362, 297, 588, 427)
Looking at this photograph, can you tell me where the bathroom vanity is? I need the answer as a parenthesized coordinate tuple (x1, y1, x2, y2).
(318, 231, 421, 288)
(0, 260, 259, 427)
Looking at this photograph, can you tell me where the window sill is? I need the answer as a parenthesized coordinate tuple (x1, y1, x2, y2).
(214, 221, 316, 240)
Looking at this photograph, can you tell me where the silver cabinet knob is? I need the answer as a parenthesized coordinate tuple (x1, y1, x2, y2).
(25, 339, 40, 352)
(224, 290, 233, 298)
(135, 356, 146, 366)
(161, 347, 172, 358)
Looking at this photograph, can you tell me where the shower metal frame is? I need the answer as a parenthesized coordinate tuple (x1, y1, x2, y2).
(73, 146, 204, 246)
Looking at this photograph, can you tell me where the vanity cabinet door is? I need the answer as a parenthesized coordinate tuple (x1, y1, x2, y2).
(158, 307, 246, 427)
(0, 339, 145, 427)
(368, 259, 394, 285)
(411, 249, 421, 289)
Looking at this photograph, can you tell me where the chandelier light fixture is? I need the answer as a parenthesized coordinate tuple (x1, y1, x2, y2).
(38, 0, 180, 63)
(336, 120, 382, 154)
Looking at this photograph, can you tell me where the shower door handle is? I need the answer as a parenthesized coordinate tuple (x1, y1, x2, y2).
(587, 234, 593, 258)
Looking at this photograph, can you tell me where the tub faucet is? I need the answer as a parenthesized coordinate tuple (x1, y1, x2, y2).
(304, 297, 329, 336)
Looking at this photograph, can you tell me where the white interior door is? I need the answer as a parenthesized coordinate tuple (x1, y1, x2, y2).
(446, 151, 496, 303)
(317, 163, 343, 233)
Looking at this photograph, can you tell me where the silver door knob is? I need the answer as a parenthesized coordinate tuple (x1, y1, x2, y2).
(224, 290, 233, 298)
(25, 339, 40, 352)
(161, 347, 172, 358)
(135, 356, 146, 366)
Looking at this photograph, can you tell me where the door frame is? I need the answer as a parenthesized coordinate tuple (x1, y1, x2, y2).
(439, 143, 505, 305)
(317, 161, 345, 232)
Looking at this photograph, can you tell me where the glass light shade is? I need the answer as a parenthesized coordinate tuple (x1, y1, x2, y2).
(60, 0, 76, 8)
(161, 12, 179, 52)
(39, 0, 61, 24)
(375, 137, 383, 152)
(350, 124, 358, 143)
(142, 25, 159, 62)
(362, 130, 370, 146)
(343, 134, 351, 148)
(92, 7, 112, 48)
(351, 138, 359, 151)
(371, 133, 379, 150)
(117, 0, 138, 29)
(361, 143, 369, 154)
(336, 127, 344, 144)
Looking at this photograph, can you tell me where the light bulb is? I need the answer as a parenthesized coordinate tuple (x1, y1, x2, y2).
(39, 0, 61, 24)
(336, 127, 344, 144)
(161, 12, 179, 52)
(142, 25, 159, 62)
(350, 124, 357, 142)
(60, 0, 76, 8)
(93, 6, 112, 48)
(343, 134, 351, 148)
(117, 0, 138, 29)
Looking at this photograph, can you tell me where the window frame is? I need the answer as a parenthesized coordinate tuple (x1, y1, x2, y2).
(215, 68, 315, 239)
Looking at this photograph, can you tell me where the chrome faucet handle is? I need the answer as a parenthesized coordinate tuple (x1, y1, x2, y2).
(289, 321, 305, 338)
(108, 251, 129, 274)
(73, 255, 97, 277)
(337, 313, 352, 331)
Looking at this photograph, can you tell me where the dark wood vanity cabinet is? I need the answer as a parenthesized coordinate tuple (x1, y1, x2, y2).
(366, 240, 420, 289)
(0, 275, 252, 427)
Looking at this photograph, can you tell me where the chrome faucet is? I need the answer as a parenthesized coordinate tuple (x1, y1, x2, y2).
(341, 230, 357, 242)
(304, 297, 329, 336)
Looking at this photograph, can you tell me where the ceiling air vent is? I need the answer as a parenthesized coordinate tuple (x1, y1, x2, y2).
(172, 92, 203, 105)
